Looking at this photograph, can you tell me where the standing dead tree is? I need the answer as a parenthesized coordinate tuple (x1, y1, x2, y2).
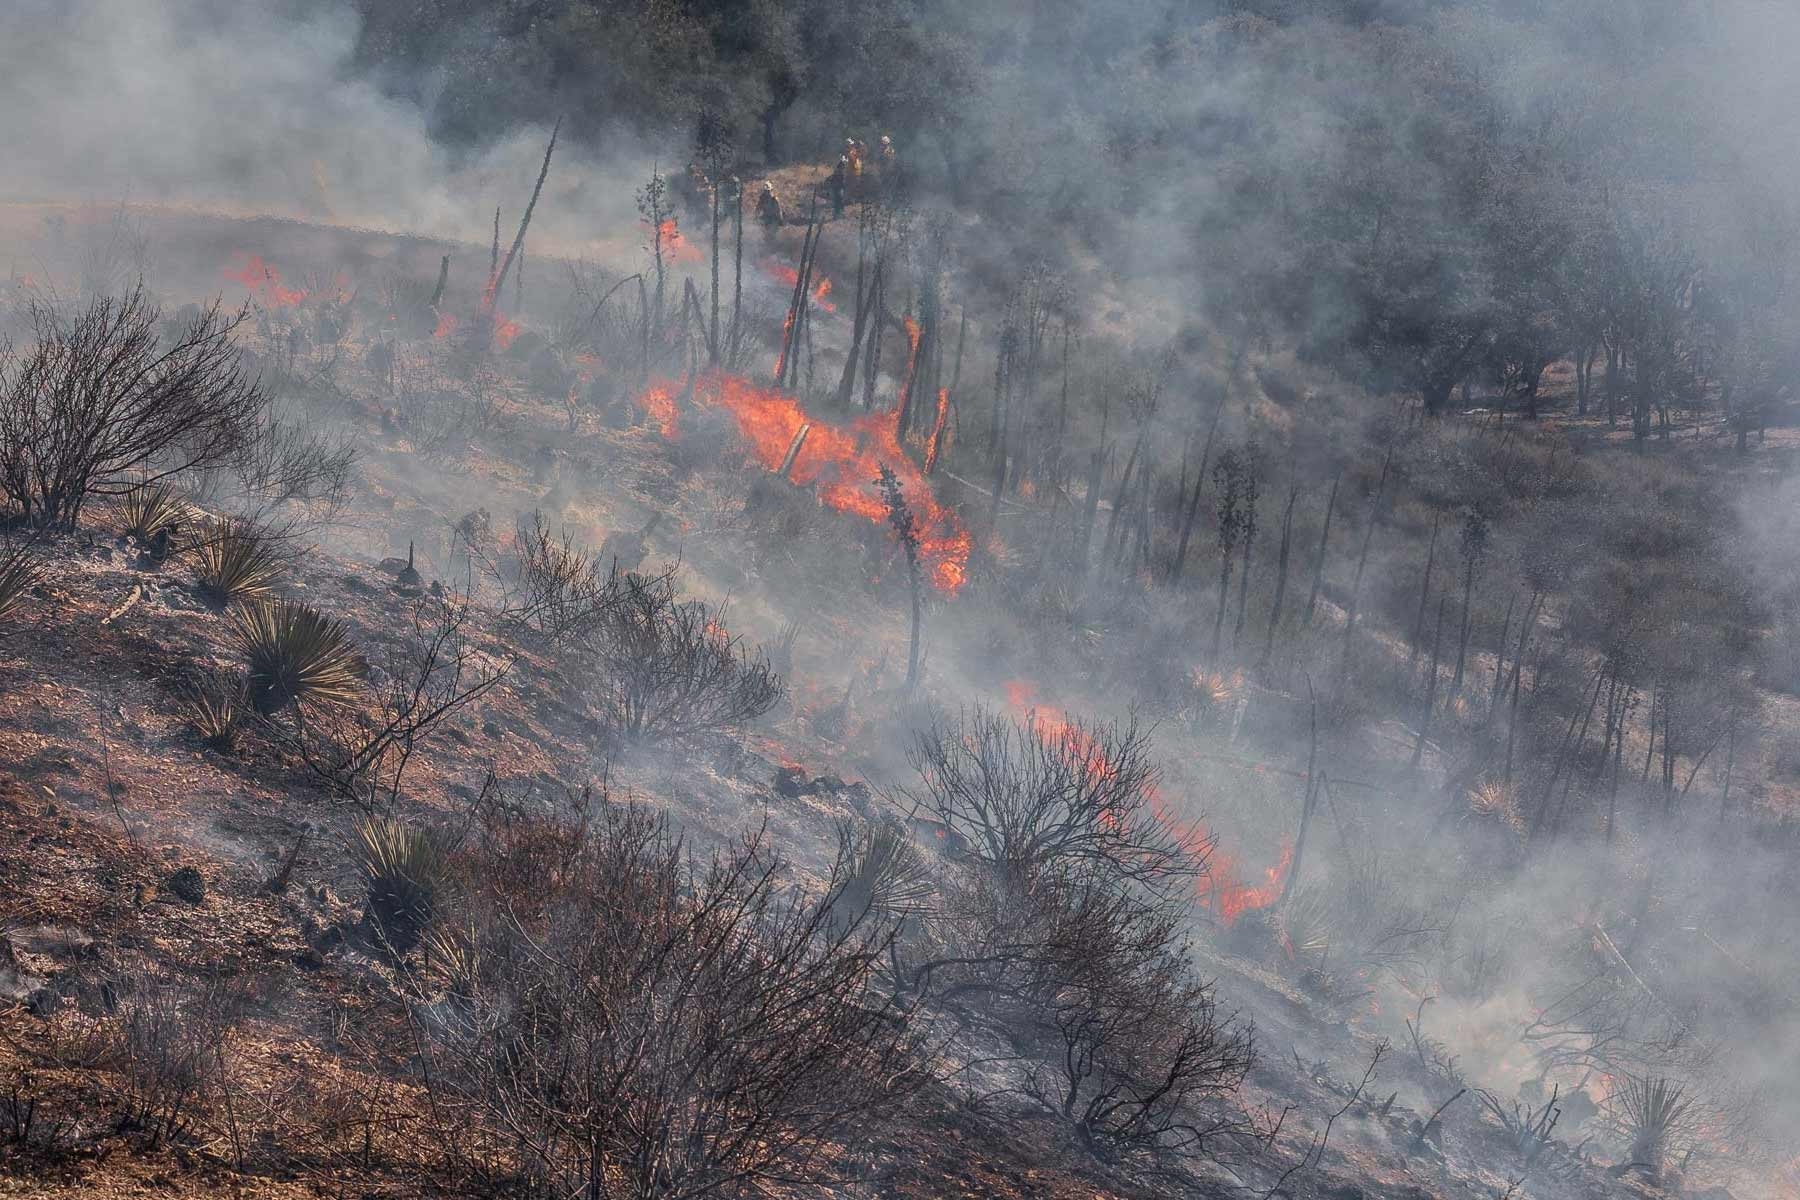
(486, 118, 560, 311)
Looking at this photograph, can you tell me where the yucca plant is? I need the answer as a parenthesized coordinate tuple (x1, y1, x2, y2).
(192, 519, 285, 607)
(0, 538, 41, 625)
(120, 481, 189, 558)
(183, 672, 250, 750)
(229, 598, 366, 715)
(833, 815, 936, 927)
(353, 814, 452, 955)
(1276, 883, 1334, 962)
(1614, 1074, 1693, 1181)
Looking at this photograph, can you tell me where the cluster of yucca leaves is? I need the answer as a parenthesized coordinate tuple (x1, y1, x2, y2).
(353, 814, 453, 955)
(229, 597, 365, 715)
(192, 519, 285, 607)
(120, 480, 189, 557)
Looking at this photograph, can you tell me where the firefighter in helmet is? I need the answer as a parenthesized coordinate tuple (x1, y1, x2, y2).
(828, 155, 849, 218)
(756, 180, 783, 233)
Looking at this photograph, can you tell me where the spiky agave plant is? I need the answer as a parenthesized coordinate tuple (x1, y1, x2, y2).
(0, 539, 42, 626)
(183, 672, 250, 750)
(353, 814, 452, 955)
(120, 480, 189, 558)
(833, 815, 936, 927)
(1276, 883, 1334, 962)
(192, 519, 285, 607)
(1615, 1074, 1693, 1180)
(230, 598, 366, 714)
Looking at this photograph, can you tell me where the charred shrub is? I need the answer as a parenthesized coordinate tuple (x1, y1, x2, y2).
(0, 534, 42, 627)
(910, 865, 1254, 1165)
(108, 975, 244, 1151)
(900, 704, 1197, 890)
(420, 795, 921, 1198)
(587, 566, 783, 745)
(0, 287, 268, 526)
(505, 509, 610, 643)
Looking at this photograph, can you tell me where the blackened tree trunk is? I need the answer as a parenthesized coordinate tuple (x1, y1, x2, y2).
(1410, 510, 1442, 663)
(1302, 469, 1341, 628)
(1261, 482, 1299, 666)
(1410, 591, 1448, 773)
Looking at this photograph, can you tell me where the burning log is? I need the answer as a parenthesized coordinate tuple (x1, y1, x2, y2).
(777, 424, 811, 479)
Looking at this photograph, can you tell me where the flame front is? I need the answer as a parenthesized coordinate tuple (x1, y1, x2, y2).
(1000, 679, 1288, 925)
(222, 253, 307, 307)
(763, 261, 836, 314)
(646, 371, 970, 594)
(659, 217, 703, 265)
(638, 385, 680, 439)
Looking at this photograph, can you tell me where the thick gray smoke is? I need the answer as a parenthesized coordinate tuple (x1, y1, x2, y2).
(0, 0, 644, 251)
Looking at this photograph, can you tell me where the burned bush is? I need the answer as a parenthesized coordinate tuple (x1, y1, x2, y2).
(586, 566, 783, 745)
(0, 287, 268, 526)
(504, 509, 611, 643)
(899, 704, 1196, 890)
(418, 797, 921, 1198)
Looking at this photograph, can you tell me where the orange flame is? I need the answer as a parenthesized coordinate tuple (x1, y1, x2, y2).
(999, 679, 1288, 925)
(658, 217, 703, 265)
(492, 313, 521, 351)
(924, 388, 951, 473)
(433, 311, 459, 340)
(222, 253, 307, 307)
(638, 385, 680, 440)
(765, 262, 836, 314)
(646, 371, 970, 593)
(1203, 839, 1294, 926)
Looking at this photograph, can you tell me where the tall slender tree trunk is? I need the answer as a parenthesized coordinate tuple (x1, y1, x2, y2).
(1410, 592, 1448, 773)
(1340, 448, 1394, 664)
(1450, 553, 1477, 695)
(1411, 510, 1442, 663)
(1302, 470, 1342, 628)
(1261, 483, 1299, 665)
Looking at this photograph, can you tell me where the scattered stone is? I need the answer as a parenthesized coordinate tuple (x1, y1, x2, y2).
(165, 866, 206, 905)
(293, 947, 325, 971)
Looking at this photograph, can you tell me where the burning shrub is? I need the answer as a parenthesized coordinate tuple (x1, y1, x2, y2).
(899, 705, 1196, 891)
(0, 286, 268, 526)
(191, 519, 285, 607)
(119, 480, 189, 558)
(417, 799, 921, 1198)
(0, 535, 42, 627)
(586, 567, 783, 745)
(229, 598, 366, 715)
(353, 814, 452, 955)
